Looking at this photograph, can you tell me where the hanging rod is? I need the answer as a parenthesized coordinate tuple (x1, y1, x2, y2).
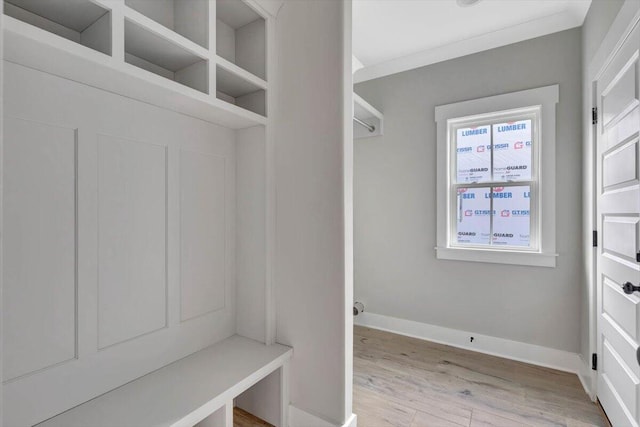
(353, 116, 376, 133)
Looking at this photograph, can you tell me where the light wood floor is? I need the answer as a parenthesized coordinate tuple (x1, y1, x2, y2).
(233, 407, 274, 427)
(354, 326, 607, 427)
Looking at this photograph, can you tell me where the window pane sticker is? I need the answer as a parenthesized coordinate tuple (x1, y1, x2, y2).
(456, 125, 491, 183)
(492, 119, 532, 181)
(456, 187, 491, 245)
(491, 186, 531, 247)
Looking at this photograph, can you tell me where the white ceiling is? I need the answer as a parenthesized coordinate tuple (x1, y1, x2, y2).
(353, 0, 591, 82)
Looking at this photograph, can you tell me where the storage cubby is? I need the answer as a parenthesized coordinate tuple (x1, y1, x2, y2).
(124, 19, 208, 93)
(125, 0, 209, 48)
(4, 0, 111, 55)
(217, 64, 266, 116)
(194, 405, 227, 427)
(234, 369, 282, 426)
(216, 0, 266, 80)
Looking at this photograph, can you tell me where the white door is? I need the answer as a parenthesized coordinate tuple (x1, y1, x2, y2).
(596, 20, 640, 427)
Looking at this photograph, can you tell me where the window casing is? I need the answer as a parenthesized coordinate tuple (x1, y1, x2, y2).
(435, 85, 558, 267)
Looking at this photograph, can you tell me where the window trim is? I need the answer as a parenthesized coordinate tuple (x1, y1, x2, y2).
(435, 85, 559, 268)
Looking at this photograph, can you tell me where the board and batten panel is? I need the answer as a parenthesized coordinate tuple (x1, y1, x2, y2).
(97, 135, 167, 348)
(2, 117, 77, 381)
(236, 126, 266, 342)
(180, 149, 226, 321)
(3, 62, 237, 426)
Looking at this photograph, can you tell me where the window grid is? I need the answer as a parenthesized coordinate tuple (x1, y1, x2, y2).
(448, 107, 541, 252)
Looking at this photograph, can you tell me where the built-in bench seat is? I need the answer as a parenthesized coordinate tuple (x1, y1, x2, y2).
(37, 336, 292, 427)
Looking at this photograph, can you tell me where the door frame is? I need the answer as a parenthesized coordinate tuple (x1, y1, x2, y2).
(585, 0, 640, 400)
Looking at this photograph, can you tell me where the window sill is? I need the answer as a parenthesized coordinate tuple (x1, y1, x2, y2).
(435, 247, 557, 268)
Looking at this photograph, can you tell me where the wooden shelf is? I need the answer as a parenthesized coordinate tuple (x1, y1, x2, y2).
(36, 336, 292, 427)
(4, 0, 111, 55)
(4, 15, 266, 129)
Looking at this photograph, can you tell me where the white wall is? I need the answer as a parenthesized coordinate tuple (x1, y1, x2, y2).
(354, 28, 583, 353)
(274, 0, 350, 424)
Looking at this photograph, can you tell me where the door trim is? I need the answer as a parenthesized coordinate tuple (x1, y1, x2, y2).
(585, 0, 640, 400)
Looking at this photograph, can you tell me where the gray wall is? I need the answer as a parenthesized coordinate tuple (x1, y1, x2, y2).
(582, 0, 625, 65)
(354, 28, 582, 353)
(580, 0, 625, 373)
(275, 0, 348, 424)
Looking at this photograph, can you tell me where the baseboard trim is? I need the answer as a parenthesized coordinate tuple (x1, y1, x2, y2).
(289, 405, 357, 427)
(578, 355, 596, 400)
(355, 312, 582, 375)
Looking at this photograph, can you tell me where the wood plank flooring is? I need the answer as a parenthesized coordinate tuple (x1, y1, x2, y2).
(233, 407, 274, 427)
(354, 326, 607, 427)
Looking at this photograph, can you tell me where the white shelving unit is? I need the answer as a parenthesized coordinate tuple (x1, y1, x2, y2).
(2, 0, 270, 129)
(2, 0, 281, 426)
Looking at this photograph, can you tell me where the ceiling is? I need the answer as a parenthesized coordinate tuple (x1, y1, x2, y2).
(353, 0, 591, 82)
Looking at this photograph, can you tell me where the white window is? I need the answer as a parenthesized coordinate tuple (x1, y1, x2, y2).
(435, 85, 559, 267)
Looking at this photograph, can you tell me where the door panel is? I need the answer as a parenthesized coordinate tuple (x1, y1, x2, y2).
(605, 106, 639, 152)
(597, 20, 640, 427)
(602, 313, 640, 381)
(603, 339, 639, 419)
(603, 277, 639, 340)
(603, 140, 638, 189)
(602, 216, 639, 261)
(602, 61, 638, 127)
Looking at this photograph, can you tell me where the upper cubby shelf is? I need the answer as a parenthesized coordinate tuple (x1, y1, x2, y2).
(124, 17, 208, 93)
(216, 55, 266, 116)
(125, 0, 209, 49)
(216, 0, 266, 80)
(4, 0, 111, 55)
(2, 0, 272, 129)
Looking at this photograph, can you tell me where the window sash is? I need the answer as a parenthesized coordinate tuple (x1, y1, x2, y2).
(449, 181, 539, 251)
(447, 106, 541, 252)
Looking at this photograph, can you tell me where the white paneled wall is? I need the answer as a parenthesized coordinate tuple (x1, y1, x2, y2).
(3, 118, 77, 381)
(180, 149, 228, 321)
(2, 62, 238, 426)
(97, 135, 168, 349)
